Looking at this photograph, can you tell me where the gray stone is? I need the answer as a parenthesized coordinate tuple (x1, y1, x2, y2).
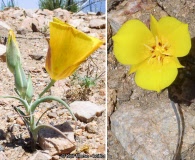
(85, 122, 97, 133)
(111, 95, 195, 159)
(70, 101, 105, 123)
(89, 19, 105, 29)
(47, 112, 58, 119)
(38, 122, 76, 156)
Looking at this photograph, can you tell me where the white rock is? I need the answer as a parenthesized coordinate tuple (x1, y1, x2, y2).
(70, 101, 105, 123)
(53, 8, 70, 22)
(89, 19, 105, 29)
(68, 19, 84, 28)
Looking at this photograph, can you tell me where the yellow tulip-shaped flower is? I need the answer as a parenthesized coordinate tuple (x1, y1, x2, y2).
(113, 15, 191, 92)
(45, 18, 103, 81)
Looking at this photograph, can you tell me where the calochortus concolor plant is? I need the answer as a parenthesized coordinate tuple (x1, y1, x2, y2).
(112, 15, 191, 159)
(1, 17, 103, 150)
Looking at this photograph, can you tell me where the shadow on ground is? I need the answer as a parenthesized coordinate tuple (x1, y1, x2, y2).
(169, 37, 195, 105)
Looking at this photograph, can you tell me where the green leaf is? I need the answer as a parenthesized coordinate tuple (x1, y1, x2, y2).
(14, 63, 27, 99)
(31, 96, 76, 121)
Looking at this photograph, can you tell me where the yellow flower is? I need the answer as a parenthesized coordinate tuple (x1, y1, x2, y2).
(45, 18, 103, 81)
(112, 15, 191, 92)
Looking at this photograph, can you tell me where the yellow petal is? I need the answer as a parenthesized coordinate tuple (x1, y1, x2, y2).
(112, 20, 155, 65)
(134, 57, 182, 92)
(46, 19, 103, 80)
(151, 15, 191, 57)
(150, 15, 159, 37)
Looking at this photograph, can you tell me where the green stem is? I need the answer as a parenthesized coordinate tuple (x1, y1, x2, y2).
(0, 96, 30, 113)
(39, 79, 56, 98)
(36, 106, 55, 126)
(31, 96, 77, 121)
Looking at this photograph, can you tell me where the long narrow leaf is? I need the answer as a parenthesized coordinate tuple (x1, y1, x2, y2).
(31, 96, 76, 121)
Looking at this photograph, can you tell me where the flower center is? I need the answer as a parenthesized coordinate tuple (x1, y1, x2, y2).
(144, 36, 170, 63)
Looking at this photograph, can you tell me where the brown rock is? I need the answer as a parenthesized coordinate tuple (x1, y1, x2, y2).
(16, 117, 25, 126)
(38, 122, 76, 155)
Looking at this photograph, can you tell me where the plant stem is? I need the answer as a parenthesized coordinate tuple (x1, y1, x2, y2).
(31, 96, 77, 121)
(39, 79, 56, 98)
(170, 101, 184, 160)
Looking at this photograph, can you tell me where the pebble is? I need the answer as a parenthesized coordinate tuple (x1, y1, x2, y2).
(47, 112, 57, 118)
(16, 117, 25, 126)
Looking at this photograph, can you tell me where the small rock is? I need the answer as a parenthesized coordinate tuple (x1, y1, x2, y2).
(47, 112, 57, 119)
(75, 11, 87, 16)
(38, 122, 76, 155)
(70, 101, 105, 123)
(57, 110, 65, 116)
(53, 8, 70, 22)
(7, 115, 15, 122)
(87, 134, 93, 139)
(75, 129, 83, 136)
(69, 19, 84, 28)
(31, 23, 39, 32)
(16, 117, 25, 126)
(29, 54, 44, 60)
(87, 12, 96, 15)
(52, 155, 59, 160)
(80, 27, 90, 33)
(28, 150, 51, 160)
(89, 19, 105, 29)
(85, 122, 97, 133)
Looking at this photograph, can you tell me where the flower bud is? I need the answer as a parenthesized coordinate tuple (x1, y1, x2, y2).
(6, 30, 21, 73)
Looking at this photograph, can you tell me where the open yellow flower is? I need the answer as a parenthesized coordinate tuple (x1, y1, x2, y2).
(45, 18, 103, 81)
(113, 15, 191, 92)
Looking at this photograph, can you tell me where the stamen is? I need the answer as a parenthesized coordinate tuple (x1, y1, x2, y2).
(162, 42, 168, 49)
(144, 44, 154, 51)
(155, 36, 159, 47)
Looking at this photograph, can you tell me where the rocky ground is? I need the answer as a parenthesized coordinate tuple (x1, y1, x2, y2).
(0, 7, 106, 160)
(108, 0, 195, 159)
